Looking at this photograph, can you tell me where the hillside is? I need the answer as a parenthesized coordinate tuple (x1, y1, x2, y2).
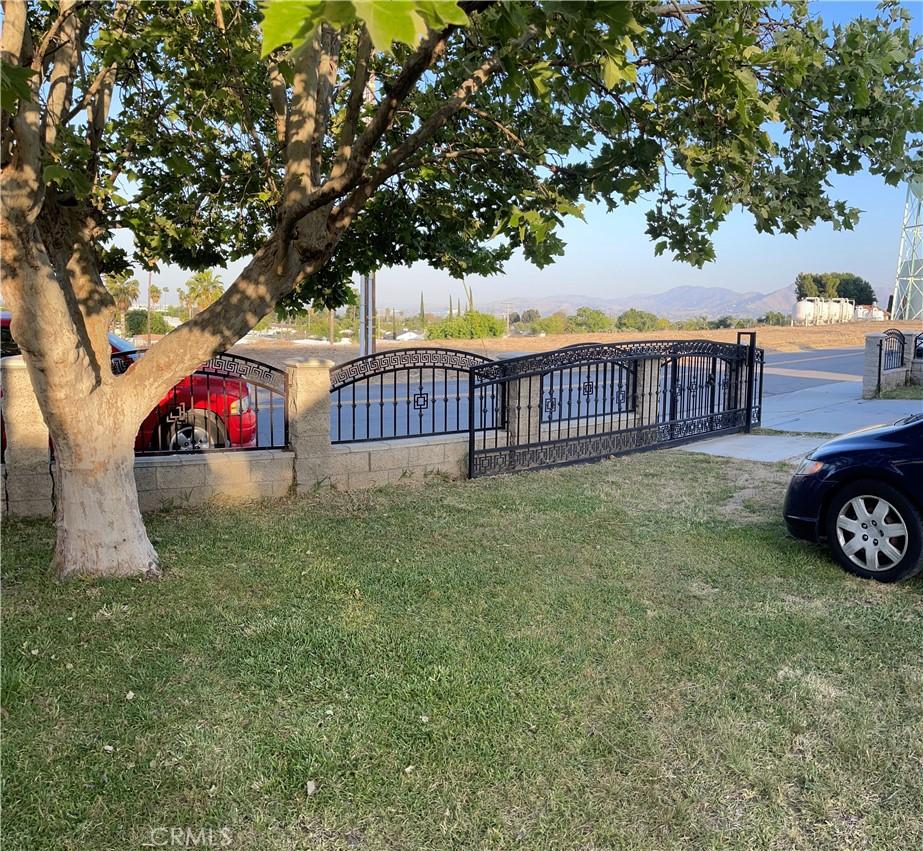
(480, 284, 796, 320)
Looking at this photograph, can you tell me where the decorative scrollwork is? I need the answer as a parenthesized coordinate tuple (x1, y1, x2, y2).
(331, 347, 493, 389)
(474, 339, 751, 382)
(111, 350, 286, 393)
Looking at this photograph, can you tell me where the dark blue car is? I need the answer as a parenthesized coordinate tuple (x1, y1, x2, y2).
(784, 412, 923, 582)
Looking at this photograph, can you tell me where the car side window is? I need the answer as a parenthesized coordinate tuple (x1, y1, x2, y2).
(1, 327, 20, 358)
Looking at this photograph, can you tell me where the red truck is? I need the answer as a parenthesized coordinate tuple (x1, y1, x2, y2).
(1, 312, 257, 453)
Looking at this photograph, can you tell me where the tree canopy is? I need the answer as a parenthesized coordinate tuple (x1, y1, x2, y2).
(795, 272, 878, 303)
(6, 0, 920, 317)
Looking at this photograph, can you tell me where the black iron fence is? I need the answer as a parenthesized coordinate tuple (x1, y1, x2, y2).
(329, 347, 494, 443)
(914, 332, 923, 360)
(112, 350, 288, 455)
(468, 335, 763, 478)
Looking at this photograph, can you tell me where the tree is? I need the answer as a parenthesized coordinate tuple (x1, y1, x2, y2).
(182, 270, 224, 317)
(419, 292, 426, 329)
(149, 284, 162, 310)
(105, 271, 140, 334)
(616, 309, 661, 332)
(795, 272, 878, 304)
(520, 309, 541, 324)
(795, 273, 821, 299)
(759, 310, 788, 326)
(2, 1, 920, 578)
(535, 312, 570, 335)
(126, 309, 169, 337)
(568, 307, 614, 333)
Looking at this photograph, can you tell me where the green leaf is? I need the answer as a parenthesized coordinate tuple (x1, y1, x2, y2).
(600, 56, 637, 89)
(43, 164, 70, 185)
(0, 61, 37, 112)
(261, 0, 468, 56)
(260, 1, 321, 57)
(353, 1, 427, 52)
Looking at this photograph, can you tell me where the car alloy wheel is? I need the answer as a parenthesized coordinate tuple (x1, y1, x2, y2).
(835, 495, 908, 573)
(170, 423, 212, 451)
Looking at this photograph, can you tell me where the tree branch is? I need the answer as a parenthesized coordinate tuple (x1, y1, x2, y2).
(282, 31, 323, 207)
(277, 23, 455, 239)
(30, 0, 84, 72)
(1, 0, 29, 165)
(311, 26, 340, 186)
(333, 41, 522, 229)
(330, 26, 372, 181)
(42, 0, 84, 152)
(650, 3, 705, 20)
(268, 61, 288, 150)
(1, 0, 28, 67)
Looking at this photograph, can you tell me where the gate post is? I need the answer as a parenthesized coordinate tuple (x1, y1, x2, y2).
(287, 358, 334, 493)
(1, 357, 54, 517)
(631, 357, 662, 428)
(505, 371, 543, 445)
(744, 333, 756, 433)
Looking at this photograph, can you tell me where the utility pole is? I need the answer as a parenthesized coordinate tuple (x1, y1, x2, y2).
(358, 270, 377, 356)
(146, 268, 153, 348)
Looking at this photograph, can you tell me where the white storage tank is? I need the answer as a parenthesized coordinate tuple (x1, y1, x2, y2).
(793, 299, 814, 325)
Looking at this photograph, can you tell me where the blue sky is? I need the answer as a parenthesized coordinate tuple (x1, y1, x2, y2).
(146, 1, 920, 312)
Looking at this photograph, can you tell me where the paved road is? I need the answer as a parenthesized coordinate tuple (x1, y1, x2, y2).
(762, 348, 863, 396)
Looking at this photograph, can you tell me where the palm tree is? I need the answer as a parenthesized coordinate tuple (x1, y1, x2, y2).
(104, 271, 140, 334)
(146, 282, 162, 345)
(183, 270, 224, 317)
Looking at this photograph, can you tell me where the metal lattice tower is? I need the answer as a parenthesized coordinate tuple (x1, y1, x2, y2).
(890, 178, 923, 321)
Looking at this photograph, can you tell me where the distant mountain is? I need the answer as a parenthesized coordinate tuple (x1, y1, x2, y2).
(479, 284, 796, 321)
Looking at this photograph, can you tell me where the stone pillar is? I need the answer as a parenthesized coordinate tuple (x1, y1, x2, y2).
(631, 357, 662, 428)
(903, 332, 917, 369)
(861, 334, 883, 399)
(505, 371, 543, 445)
(1, 357, 54, 517)
(287, 359, 335, 493)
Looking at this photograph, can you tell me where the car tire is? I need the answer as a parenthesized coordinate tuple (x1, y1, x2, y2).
(156, 410, 228, 452)
(825, 479, 923, 583)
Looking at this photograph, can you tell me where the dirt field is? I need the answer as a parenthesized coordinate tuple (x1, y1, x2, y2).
(235, 320, 921, 367)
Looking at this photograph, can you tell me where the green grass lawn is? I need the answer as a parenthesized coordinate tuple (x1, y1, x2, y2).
(879, 384, 923, 400)
(3, 451, 922, 851)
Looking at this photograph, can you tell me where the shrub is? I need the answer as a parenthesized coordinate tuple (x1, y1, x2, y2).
(426, 310, 505, 339)
(125, 309, 169, 336)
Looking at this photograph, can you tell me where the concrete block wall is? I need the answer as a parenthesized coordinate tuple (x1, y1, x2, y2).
(134, 450, 294, 512)
(319, 436, 468, 490)
(2, 357, 471, 517)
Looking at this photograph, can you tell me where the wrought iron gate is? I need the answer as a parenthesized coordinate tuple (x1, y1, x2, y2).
(468, 333, 763, 478)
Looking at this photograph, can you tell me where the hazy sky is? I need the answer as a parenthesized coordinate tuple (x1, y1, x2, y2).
(141, 1, 919, 312)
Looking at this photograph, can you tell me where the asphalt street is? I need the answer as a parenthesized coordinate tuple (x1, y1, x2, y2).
(761, 347, 864, 396)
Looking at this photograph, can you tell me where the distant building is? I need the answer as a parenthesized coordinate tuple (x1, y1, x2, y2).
(396, 330, 424, 342)
(854, 304, 886, 321)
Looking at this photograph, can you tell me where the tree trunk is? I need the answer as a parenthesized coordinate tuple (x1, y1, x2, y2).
(52, 438, 160, 580)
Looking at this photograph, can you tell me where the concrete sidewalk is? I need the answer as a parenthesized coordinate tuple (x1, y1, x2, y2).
(679, 380, 920, 464)
(761, 380, 920, 434)
(680, 433, 823, 463)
